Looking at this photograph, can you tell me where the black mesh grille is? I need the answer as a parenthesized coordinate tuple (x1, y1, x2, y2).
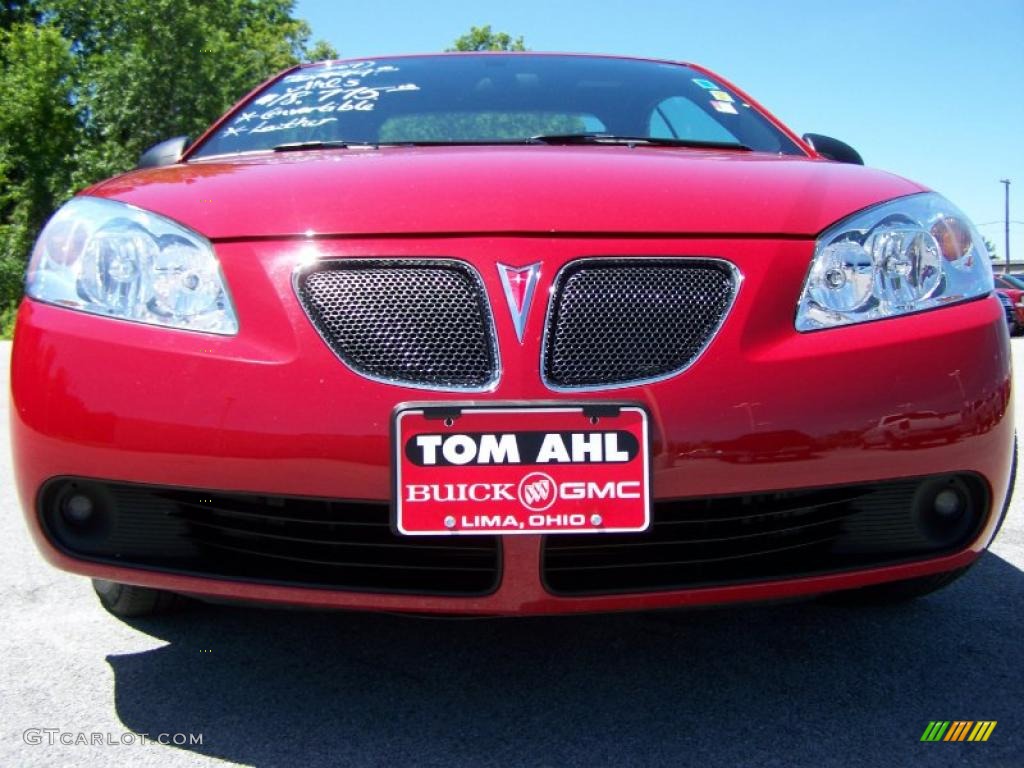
(544, 259, 735, 388)
(40, 480, 501, 596)
(542, 475, 987, 595)
(297, 260, 497, 389)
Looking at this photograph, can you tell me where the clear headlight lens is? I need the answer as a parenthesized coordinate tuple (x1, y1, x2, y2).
(796, 193, 993, 331)
(26, 196, 238, 334)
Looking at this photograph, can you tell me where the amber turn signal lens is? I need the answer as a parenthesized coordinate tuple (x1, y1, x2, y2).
(930, 215, 973, 266)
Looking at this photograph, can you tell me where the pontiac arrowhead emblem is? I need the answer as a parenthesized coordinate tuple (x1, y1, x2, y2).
(497, 263, 541, 343)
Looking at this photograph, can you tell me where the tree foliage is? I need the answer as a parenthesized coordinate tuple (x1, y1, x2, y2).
(984, 236, 998, 260)
(447, 25, 526, 52)
(1, 1, 43, 29)
(0, 0, 335, 334)
(0, 20, 77, 311)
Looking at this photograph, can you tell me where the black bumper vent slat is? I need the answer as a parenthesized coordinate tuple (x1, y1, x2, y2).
(546, 535, 839, 572)
(548, 511, 855, 552)
(296, 260, 498, 390)
(172, 498, 390, 526)
(543, 259, 736, 388)
(179, 514, 494, 552)
(542, 476, 987, 595)
(192, 538, 495, 573)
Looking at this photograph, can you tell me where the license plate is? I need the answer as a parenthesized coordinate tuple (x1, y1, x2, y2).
(393, 404, 651, 535)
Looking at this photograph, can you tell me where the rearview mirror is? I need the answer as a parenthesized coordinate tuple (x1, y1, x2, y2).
(802, 133, 863, 165)
(137, 136, 189, 169)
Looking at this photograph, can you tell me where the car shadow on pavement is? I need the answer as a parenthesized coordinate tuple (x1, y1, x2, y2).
(107, 552, 1024, 768)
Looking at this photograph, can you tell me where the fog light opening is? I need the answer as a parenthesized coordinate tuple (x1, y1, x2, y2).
(43, 479, 114, 547)
(914, 476, 980, 546)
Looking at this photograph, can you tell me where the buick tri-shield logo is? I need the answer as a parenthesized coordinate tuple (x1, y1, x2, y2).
(518, 472, 556, 511)
(497, 263, 541, 342)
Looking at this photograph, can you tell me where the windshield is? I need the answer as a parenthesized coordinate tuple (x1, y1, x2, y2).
(190, 54, 804, 158)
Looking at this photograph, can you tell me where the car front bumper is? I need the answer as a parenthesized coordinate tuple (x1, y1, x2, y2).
(11, 235, 1015, 615)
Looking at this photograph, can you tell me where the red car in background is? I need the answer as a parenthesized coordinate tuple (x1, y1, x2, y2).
(12, 53, 1013, 619)
(996, 290, 1017, 333)
(994, 274, 1024, 334)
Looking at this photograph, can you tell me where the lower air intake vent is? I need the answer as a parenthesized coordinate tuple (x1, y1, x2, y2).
(41, 479, 501, 596)
(542, 475, 987, 595)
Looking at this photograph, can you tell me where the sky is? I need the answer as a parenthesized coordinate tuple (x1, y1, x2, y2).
(296, 0, 1024, 263)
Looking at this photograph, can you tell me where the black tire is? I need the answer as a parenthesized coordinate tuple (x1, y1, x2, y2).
(92, 579, 185, 618)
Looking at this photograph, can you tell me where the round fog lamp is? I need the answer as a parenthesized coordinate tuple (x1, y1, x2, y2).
(62, 494, 95, 523)
(933, 488, 964, 519)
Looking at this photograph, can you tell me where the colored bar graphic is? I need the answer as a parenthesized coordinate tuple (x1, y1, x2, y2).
(974, 722, 997, 742)
(921, 722, 950, 741)
(944, 721, 972, 741)
(921, 721, 996, 742)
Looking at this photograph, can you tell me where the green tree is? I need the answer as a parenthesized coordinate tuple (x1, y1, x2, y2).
(447, 24, 526, 52)
(43, 0, 337, 187)
(1, 1, 42, 30)
(0, 1, 336, 336)
(304, 37, 338, 63)
(0, 21, 78, 311)
(984, 237, 998, 260)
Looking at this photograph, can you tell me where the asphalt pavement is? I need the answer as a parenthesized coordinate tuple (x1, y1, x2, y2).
(1, 338, 1021, 768)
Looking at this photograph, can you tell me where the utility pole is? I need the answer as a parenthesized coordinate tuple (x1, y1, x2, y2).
(1001, 179, 1011, 273)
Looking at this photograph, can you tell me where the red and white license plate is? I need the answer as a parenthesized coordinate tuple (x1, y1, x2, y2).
(393, 404, 651, 535)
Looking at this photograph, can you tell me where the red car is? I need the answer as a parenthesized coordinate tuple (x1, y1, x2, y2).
(996, 290, 1018, 333)
(13, 53, 1013, 619)
(994, 274, 1024, 334)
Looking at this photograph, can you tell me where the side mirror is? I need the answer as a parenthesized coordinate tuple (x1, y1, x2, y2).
(137, 136, 189, 169)
(802, 133, 863, 165)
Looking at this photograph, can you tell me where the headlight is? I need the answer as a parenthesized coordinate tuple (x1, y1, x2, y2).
(796, 193, 993, 331)
(25, 196, 238, 334)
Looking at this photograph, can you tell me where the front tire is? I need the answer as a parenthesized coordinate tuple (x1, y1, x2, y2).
(92, 579, 185, 618)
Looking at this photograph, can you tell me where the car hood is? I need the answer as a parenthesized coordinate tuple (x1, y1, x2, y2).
(86, 146, 926, 240)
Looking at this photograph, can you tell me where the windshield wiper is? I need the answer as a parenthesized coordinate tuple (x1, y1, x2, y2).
(374, 140, 529, 147)
(272, 140, 378, 152)
(273, 136, 753, 151)
(526, 133, 752, 151)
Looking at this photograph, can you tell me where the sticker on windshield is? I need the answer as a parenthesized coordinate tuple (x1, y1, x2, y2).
(692, 78, 718, 90)
(220, 61, 421, 140)
(711, 100, 738, 115)
(710, 90, 734, 103)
